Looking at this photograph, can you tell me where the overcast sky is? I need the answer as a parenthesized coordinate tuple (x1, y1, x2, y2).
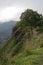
(0, 0, 43, 22)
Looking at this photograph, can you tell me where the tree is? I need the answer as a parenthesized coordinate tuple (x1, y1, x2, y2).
(20, 9, 42, 34)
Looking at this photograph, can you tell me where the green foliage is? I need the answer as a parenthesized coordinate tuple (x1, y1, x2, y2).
(20, 9, 42, 27)
(0, 33, 43, 65)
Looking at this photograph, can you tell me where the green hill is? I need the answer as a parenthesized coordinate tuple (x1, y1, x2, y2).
(0, 21, 43, 65)
(0, 9, 43, 65)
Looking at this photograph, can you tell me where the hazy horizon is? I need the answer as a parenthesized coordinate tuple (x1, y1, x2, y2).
(0, 0, 43, 22)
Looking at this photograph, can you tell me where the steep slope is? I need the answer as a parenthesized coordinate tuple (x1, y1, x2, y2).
(0, 21, 43, 65)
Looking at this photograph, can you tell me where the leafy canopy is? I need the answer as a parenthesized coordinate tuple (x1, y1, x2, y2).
(20, 9, 42, 27)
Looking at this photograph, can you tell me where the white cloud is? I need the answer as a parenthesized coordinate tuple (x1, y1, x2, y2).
(0, 6, 24, 22)
(0, 0, 43, 22)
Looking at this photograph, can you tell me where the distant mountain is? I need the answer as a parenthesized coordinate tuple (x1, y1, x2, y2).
(0, 21, 16, 44)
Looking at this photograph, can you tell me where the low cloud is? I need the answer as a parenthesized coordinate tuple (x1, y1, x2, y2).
(0, 0, 43, 22)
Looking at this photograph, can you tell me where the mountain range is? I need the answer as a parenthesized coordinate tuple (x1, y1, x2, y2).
(0, 21, 16, 44)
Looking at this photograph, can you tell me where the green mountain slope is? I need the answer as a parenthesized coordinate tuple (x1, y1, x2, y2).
(0, 21, 43, 65)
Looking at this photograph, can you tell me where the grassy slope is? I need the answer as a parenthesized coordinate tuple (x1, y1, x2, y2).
(0, 22, 43, 65)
